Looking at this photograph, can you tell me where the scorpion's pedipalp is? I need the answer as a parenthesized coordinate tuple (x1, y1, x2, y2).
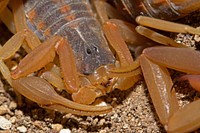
(136, 16, 200, 35)
(140, 54, 179, 126)
(168, 99, 200, 133)
(103, 21, 141, 90)
(103, 21, 142, 79)
(12, 77, 112, 116)
(103, 21, 134, 66)
(11, 36, 62, 79)
(143, 47, 200, 74)
(135, 26, 187, 48)
(108, 59, 141, 78)
(56, 38, 102, 104)
(56, 38, 80, 94)
(24, 29, 41, 49)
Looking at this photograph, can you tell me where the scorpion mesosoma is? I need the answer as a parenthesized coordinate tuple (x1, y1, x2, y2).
(1, 0, 200, 132)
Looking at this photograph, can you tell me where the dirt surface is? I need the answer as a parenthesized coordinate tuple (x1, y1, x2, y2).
(0, 6, 200, 133)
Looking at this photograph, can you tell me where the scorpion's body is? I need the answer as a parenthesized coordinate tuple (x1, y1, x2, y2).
(23, 0, 115, 74)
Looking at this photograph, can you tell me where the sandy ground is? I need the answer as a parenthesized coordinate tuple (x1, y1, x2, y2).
(0, 7, 200, 133)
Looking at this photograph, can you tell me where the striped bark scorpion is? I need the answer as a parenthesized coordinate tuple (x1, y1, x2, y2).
(0, 0, 200, 132)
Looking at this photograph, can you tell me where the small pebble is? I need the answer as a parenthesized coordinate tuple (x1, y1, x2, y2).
(9, 116, 17, 124)
(15, 110, 23, 118)
(17, 126, 27, 133)
(0, 106, 9, 115)
(9, 101, 17, 110)
(99, 129, 107, 133)
(51, 124, 63, 132)
(59, 129, 71, 133)
(99, 119, 105, 126)
(0, 116, 12, 130)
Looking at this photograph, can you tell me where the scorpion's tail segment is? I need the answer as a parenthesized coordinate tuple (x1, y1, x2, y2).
(0, 0, 9, 13)
(178, 75, 200, 92)
(143, 47, 200, 74)
(135, 26, 188, 48)
(136, 16, 200, 35)
(168, 99, 200, 133)
(12, 77, 112, 116)
(140, 54, 179, 126)
(11, 36, 62, 79)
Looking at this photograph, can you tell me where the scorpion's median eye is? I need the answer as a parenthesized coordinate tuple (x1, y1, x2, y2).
(86, 48, 92, 55)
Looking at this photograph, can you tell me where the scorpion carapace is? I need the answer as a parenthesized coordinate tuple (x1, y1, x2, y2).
(24, 0, 115, 74)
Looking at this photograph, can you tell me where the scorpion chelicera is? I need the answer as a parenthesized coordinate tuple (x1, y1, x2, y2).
(1, 0, 200, 132)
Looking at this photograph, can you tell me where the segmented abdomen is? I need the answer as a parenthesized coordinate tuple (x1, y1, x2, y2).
(23, 0, 115, 74)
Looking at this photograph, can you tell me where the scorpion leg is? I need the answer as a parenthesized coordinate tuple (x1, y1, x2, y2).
(135, 26, 187, 48)
(143, 46, 200, 132)
(0, 6, 16, 34)
(0, 29, 40, 85)
(0, 0, 9, 13)
(136, 16, 200, 35)
(10, 0, 40, 52)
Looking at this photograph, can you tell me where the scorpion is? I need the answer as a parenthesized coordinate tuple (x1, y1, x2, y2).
(1, 0, 200, 132)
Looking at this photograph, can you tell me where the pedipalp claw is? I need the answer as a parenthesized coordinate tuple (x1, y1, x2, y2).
(12, 77, 112, 116)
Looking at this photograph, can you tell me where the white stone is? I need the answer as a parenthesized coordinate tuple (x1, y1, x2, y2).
(17, 126, 27, 133)
(59, 128, 71, 133)
(0, 116, 12, 130)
